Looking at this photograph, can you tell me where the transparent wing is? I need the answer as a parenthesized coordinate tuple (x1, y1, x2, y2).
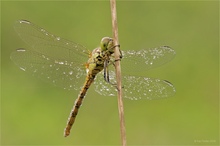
(94, 70, 175, 100)
(121, 46, 175, 74)
(94, 70, 118, 96)
(14, 20, 89, 64)
(11, 48, 87, 90)
(12, 20, 89, 90)
(121, 76, 175, 100)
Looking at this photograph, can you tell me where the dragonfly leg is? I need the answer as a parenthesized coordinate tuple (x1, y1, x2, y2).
(103, 60, 111, 84)
(116, 45, 123, 61)
(110, 44, 122, 60)
(103, 59, 119, 91)
(103, 44, 122, 90)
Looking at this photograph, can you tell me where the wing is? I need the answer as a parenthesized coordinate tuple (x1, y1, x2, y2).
(94, 71, 175, 100)
(121, 46, 175, 74)
(121, 76, 175, 100)
(11, 48, 86, 90)
(12, 20, 89, 90)
(14, 20, 89, 64)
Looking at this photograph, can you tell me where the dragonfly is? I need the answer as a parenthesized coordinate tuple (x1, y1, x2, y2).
(11, 20, 176, 137)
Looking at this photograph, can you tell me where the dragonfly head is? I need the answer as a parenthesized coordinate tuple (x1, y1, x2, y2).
(100, 37, 114, 54)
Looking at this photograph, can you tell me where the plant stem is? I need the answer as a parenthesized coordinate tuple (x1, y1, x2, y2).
(110, 0, 127, 146)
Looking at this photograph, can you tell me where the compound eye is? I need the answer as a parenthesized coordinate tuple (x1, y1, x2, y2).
(103, 43, 108, 50)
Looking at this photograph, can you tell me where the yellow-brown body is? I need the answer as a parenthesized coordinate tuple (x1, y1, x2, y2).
(64, 37, 114, 137)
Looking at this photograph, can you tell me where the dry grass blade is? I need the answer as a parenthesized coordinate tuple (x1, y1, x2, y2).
(110, 0, 127, 146)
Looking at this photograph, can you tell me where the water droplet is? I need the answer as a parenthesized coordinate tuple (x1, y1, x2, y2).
(56, 37, 60, 41)
(19, 20, 30, 24)
(64, 61, 69, 65)
(40, 28, 45, 32)
(17, 48, 26, 52)
(20, 67, 26, 71)
(56, 61, 64, 65)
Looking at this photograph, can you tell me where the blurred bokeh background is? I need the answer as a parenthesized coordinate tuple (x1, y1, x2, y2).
(1, 1, 219, 145)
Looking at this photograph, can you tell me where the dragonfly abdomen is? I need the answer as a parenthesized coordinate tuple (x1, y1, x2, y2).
(64, 75, 95, 137)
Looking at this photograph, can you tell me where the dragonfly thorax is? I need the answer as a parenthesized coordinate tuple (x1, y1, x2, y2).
(86, 47, 107, 77)
(86, 37, 115, 79)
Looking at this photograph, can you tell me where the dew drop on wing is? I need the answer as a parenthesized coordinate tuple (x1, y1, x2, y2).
(69, 71, 73, 75)
(19, 20, 31, 24)
(16, 48, 26, 52)
(20, 67, 26, 71)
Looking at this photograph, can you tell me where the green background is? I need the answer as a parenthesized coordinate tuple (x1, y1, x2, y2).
(1, 1, 219, 145)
